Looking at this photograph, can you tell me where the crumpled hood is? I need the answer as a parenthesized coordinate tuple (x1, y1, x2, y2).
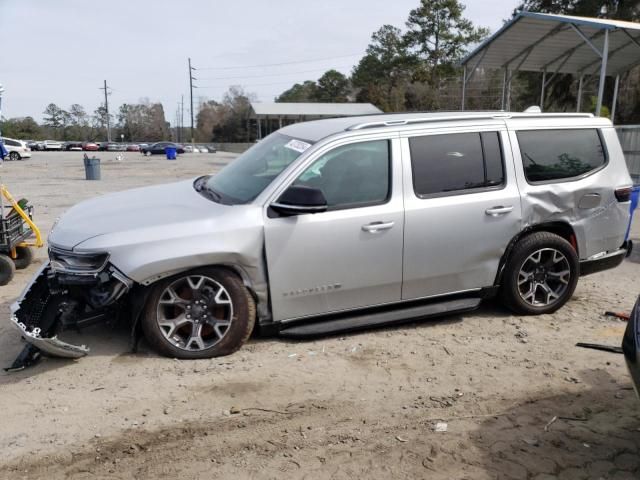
(49, 179, 225, 250)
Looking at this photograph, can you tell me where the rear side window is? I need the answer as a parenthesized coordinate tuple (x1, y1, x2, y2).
(3, 139, 19, 147)
(516, 129, 606, 183)
(409, 132, 504, 197)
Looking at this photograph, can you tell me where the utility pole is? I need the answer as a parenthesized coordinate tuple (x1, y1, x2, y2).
(100, 80, 111, 142)
(180, 94, 184, 144)
(188, 58, 196, 145)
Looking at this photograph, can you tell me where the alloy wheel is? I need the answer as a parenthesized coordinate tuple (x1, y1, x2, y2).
(517, 248, 571, 307)
(156, 275, 234, 351)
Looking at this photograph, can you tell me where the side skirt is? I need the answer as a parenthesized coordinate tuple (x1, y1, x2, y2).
(278, 296, 482, 339)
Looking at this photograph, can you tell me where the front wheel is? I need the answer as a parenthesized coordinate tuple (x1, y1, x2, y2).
(500, 232, 579, 315)
(141, 267, 256, 359)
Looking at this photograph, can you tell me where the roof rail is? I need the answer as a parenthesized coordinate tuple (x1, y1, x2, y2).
(346, 112, 593, 131)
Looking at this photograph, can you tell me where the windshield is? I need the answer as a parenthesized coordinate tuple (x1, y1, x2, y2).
(203, 133, 313, 204)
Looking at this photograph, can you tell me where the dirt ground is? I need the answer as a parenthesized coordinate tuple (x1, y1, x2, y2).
(1, 151, 639, 480)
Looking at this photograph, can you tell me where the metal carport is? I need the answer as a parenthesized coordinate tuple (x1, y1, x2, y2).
(250, 102, 382, 139)
(460, 12, 640, 119)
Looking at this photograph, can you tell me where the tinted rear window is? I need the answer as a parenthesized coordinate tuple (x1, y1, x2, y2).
(409, 132, 504, 196)
(516, 129, 606, 183)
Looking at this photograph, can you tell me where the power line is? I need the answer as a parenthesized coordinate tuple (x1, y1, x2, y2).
(195, 53, 363, 71)
(197, 64, 354, 81)
(197, 80, 324, 89)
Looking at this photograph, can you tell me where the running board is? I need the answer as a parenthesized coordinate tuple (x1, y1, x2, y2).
(278, 297, 482, 339)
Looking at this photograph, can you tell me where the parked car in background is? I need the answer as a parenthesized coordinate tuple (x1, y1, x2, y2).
(197, 144, 216, 153)
(1, 137, 32, 160)
(184, 145, 196, 153)
(64, 141, 83, 151)
(106, 143, 127, 152)
(82, 142, 99, 151)
(43, 140, 62, 151)
(140, 142, 185, 155)
(8, 110, 633, 362)
(126, 144, 141, 152)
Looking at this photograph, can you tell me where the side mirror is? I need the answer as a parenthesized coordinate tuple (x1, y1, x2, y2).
(270, 185, 327, 216)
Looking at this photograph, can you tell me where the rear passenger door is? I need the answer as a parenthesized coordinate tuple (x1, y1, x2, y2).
(401, 127, 522, 300)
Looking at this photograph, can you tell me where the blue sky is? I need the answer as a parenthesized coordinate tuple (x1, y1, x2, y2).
(0, 0, 521, 122)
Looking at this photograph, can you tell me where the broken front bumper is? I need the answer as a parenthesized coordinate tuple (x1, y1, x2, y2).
(9, 262, 89, 361)
(7, 258, 133, 370)
(622, 295, 640, 399)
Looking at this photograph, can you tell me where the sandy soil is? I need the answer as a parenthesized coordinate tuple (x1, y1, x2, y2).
(0, 151, 639, 480)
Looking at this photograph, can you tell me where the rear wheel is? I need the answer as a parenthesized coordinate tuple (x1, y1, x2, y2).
(141, 267, 256, 359)
(9, 152, 20, 161)
(501, 232, 579, 315)
(0, 254, 16, 285)
(13, 246, 34, 270)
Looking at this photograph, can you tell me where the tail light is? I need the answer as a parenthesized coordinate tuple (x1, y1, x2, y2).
(615, 187, 632, 202)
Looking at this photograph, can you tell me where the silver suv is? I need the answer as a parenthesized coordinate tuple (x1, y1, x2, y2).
(9, 111, 634, 366)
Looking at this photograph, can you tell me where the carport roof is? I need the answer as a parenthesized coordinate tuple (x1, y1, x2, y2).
(461, 11, 640, 76)
(250, 102, 383, 118)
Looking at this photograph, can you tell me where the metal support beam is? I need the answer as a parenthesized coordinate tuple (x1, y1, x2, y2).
(540, 70, 547, 111)
(611, 74, 620, 123)
(257, 117, 262, 139)
(577, 75, 584, 112)
(570, 24, 605, 57)
(461, 66, 467, 111)
(622, 29, 640, 50)
(501, 68, 508, 110)
(596, 29, 609, 117)
(506, 70, 512, 111)
(578, 32, 640, 76)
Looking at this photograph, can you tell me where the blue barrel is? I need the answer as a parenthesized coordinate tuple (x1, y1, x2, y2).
(626, 185, 640, 240)
(165, 146, 177, 160)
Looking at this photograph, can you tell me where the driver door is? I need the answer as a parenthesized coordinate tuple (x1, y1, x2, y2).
(264, 137, 404, 322)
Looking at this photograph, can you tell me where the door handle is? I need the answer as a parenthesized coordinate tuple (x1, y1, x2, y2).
(485, 206, 514, 216)
(362, 221, 395, 233)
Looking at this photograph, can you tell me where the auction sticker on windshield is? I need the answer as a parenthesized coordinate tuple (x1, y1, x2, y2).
(284, 139, 312, 153)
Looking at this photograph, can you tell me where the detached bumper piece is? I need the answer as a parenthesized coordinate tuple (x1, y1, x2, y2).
(622, 296, 640, 399)
(6, 261, 130, 371)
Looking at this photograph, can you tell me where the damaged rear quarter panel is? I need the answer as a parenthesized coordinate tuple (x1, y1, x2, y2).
(506, 120, 632, 259)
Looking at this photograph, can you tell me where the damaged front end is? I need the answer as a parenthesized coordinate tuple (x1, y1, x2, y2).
(7, 248, 133, 371)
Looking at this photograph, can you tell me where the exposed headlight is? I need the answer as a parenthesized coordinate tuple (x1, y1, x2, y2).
(49, 248, 109, 274)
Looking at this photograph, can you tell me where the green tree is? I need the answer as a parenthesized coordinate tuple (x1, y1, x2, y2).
(42, 103, 65, 139)
(116, 100, 169, 141)
(314, 70, 350, 102)
(405, 0, 489, 86)
(0, 117, 41, 139)
(352, 25, 416, 111)
(204, 86, 255, 142)
(276, 81, 318, 102)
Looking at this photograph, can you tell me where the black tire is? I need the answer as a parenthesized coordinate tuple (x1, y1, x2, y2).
(500, 231, 579, 315)
(9, 152, 20, 161)
(141, 267, 256, 359)
(13, 246, 34, 270)
(0, 254, 16, 286)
